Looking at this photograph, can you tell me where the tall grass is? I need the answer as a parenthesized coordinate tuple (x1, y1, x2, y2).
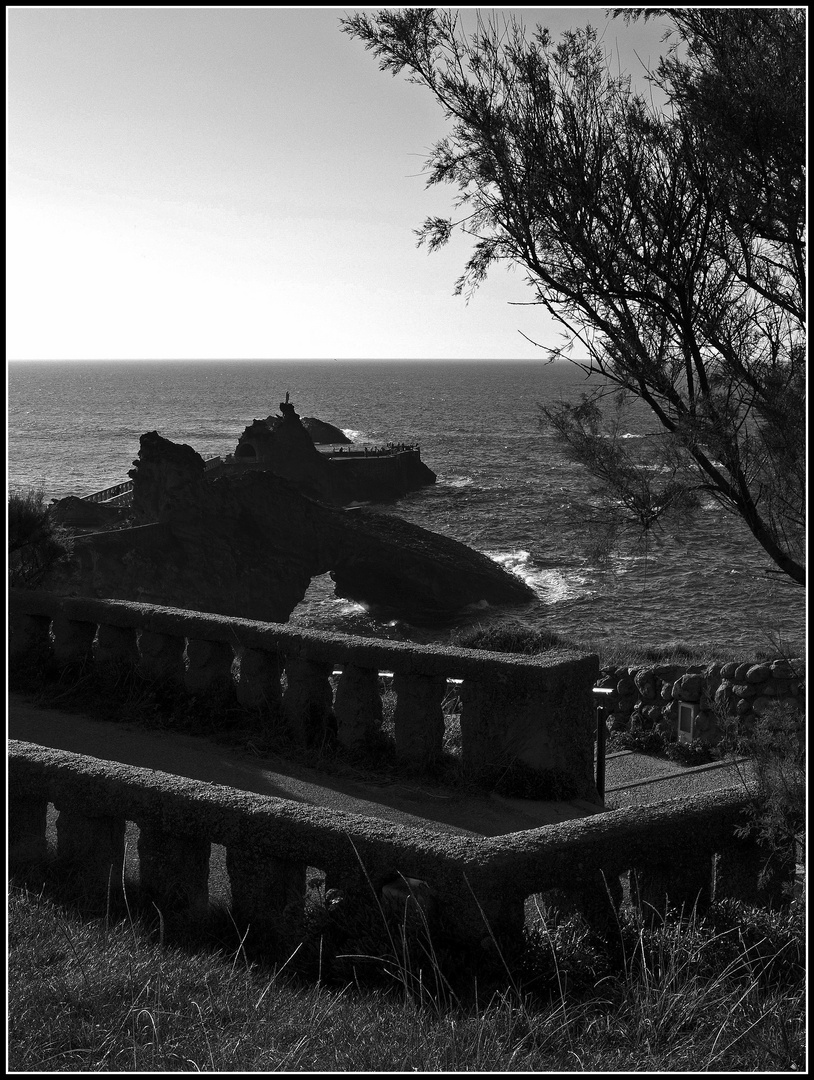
(8, 874, 805, 1072)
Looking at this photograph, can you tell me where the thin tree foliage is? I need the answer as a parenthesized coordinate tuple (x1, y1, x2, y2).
(342, 8, 805, 584)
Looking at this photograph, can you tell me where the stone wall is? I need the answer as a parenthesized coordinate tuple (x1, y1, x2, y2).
(9, 740, 780, 959)
(595, 658, 806, 745)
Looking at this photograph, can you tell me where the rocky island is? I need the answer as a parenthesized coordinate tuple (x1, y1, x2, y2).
(205, 394, 437, 504)
(45, 402, 536, 625)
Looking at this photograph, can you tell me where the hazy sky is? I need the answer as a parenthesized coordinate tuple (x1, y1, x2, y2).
(8, 6, 673, 361)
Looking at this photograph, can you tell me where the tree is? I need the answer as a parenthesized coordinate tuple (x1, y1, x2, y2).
(341, 8, 805, 585)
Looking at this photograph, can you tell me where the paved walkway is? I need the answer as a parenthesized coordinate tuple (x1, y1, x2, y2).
(9, 693, 751, 834)
(9, 693, 763, 910)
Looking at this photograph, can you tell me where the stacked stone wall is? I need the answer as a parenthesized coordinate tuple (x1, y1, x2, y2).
(595, 658, 805, 745)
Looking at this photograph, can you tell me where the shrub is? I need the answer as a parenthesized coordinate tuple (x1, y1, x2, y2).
(8, 489, 72, 587)
(452, 622, 569, 654)
(735, 701, 805, 891)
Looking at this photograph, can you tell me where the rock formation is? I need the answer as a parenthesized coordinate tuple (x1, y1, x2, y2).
(208, 395, 435, 504)
(47, 433, 535, 626)
(48, 496, 125, 530)
(269, 414, 351, 445)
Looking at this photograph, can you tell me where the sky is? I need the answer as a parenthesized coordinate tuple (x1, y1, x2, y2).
(7, 6, 674, 362)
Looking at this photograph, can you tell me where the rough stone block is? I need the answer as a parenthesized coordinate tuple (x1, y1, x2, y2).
(634, 669, 657, 700)
(675, 673, 703, 701)
(616, 676, 636, 696)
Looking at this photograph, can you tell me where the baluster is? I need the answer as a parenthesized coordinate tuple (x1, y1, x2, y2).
(50, 615, 97, 668)
(93, 622, 139, 676)
(138, 820, 210, 918)
(629, 850, 715, 920)
(137, 629, 185, 683)
(232, 646, 283, 714)
(55, 804, 127, 903)
(9, 612, 52, 663)
(282, 657, 335, 748)
(183, 637, 234, 695)
(226, 844, 306, 949)
(9, 795, 49, 867)
(392, 671, 446, 766)
(334, 664, 383, 750)
(453, 868, 526, 961)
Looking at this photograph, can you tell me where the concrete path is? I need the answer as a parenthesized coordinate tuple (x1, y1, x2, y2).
(9, 693, 760, 912)
(9, 693, 752, 833)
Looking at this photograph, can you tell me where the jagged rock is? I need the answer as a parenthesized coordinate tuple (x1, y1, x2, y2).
(128, 432, 205, 525)
(286, 416, 351, 445)
(46, 433, 535, 626)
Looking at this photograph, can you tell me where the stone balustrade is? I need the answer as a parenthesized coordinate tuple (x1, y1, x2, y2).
(9, 590, 600, 801)
(9, 740, 781, 959)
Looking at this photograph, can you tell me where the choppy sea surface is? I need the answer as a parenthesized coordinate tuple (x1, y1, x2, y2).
(7, 359, 804, 654)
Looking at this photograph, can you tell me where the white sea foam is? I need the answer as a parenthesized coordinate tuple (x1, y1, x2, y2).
(440, 475, 474, 488)
(341, 428, 368, 442)
(486, 550, 586, 602)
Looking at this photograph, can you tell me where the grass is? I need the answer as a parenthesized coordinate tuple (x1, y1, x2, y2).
(452, 619, 805, 670)
(8, 871, 805, 1072)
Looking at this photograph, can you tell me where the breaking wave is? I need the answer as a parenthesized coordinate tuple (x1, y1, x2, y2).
(486, 550, 588, 603)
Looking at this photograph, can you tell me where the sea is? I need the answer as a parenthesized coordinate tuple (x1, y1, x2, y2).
(7, 359, 805, 655)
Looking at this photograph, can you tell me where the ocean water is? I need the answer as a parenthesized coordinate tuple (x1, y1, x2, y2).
(7, 359, 804, 653)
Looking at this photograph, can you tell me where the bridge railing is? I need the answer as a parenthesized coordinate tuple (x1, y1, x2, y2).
(81, 480, 134, 504)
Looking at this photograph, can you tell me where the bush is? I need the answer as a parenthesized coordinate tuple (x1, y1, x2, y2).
(452, 622, 570, 655)
(8, 489, 71, 587)
(735, 701, 805, 891)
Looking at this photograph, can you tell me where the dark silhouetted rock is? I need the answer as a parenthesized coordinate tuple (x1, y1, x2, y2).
(45, 432, 534, 625)
(293, 416, 351, 445)
(207, 396, 435, 503)
(48, 496, 125, 529)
